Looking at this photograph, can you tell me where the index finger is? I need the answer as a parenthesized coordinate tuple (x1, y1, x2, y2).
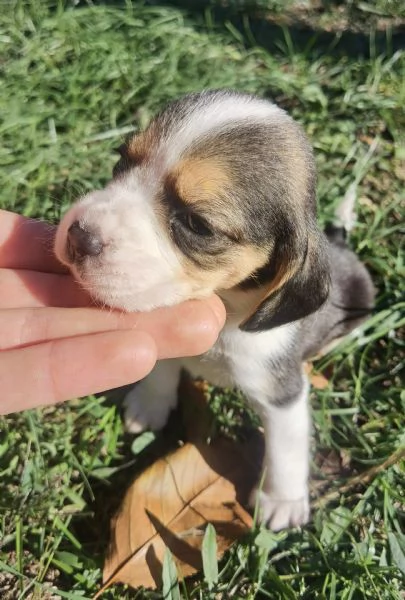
(0, 210, 67, 273)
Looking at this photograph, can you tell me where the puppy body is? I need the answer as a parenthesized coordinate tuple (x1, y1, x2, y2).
(123, 239, 374, 530)
(55, 90, 375, 530)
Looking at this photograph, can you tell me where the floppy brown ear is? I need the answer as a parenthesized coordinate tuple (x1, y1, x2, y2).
(240, 224, 330, 332)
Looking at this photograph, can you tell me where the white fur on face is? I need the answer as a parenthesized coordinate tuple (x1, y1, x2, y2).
(158, 92, 285, 171)
(54, 93, 288, 313)
(54, 182, 199, 311)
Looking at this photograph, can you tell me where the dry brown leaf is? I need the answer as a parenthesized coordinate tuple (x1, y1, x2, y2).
(98, 376, 263, 595)
(99, 435, 263, 593)
(97, 365, 333, 596)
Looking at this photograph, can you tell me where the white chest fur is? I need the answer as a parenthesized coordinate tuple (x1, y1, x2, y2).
(124, 317, 310, 531)
(181, 322, 295, 400)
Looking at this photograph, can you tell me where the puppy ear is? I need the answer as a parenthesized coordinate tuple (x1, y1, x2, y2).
(240, 223, 330, 332)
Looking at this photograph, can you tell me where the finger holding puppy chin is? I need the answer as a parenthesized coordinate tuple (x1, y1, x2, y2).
(0, 296, 225, 355)
(0, 209, 226, 413)
(0, 296, 225, 415)
(157, 294, 226, 357)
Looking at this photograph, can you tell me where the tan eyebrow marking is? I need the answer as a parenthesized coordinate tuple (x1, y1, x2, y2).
(171, 157, 231, 205)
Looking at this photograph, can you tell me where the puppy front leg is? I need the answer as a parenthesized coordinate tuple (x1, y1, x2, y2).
(251, 381, 311, 530)
(124, 359, 182, 433)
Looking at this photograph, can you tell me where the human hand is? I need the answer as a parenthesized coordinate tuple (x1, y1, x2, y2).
(0, 210, 225, 415)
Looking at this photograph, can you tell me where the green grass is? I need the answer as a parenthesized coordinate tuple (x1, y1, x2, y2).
(0, 1, 404, 598)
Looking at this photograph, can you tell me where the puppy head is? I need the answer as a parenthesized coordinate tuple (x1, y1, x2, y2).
(55, 90, 329, 328)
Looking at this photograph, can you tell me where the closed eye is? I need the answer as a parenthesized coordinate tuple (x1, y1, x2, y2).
(177, 211, 214, 237)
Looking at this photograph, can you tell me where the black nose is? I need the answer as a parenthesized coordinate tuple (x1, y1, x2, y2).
(67, 221, 104, 262)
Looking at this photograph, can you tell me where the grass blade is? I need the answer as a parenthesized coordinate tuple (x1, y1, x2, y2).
(202, 523, 219, 590)
(162, 548, 180, 600)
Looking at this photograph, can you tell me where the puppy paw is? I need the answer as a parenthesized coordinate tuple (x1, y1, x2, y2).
(251, 489, 310, 531)
(123, 385, 176, 434)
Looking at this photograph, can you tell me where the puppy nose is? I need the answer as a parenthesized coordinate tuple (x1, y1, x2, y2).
(67, 221, 104, 262)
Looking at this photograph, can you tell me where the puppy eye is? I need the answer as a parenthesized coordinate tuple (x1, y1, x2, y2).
(180, 212, 213, 237)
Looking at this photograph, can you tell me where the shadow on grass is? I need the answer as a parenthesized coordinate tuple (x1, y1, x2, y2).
(69, 376, 264, 586)
(53, 0, 405, 59)
(69, 388, 182, 563)
(146, 0, 405, 58)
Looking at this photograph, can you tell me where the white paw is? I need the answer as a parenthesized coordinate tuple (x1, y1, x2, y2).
(123, 385, 176, 434)
(251, 489, 310, 531)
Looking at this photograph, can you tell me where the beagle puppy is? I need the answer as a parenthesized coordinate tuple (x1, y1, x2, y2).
(55, 90, 374, 530)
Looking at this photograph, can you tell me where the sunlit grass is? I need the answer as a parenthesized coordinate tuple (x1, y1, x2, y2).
(0, 1, 404, 598)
